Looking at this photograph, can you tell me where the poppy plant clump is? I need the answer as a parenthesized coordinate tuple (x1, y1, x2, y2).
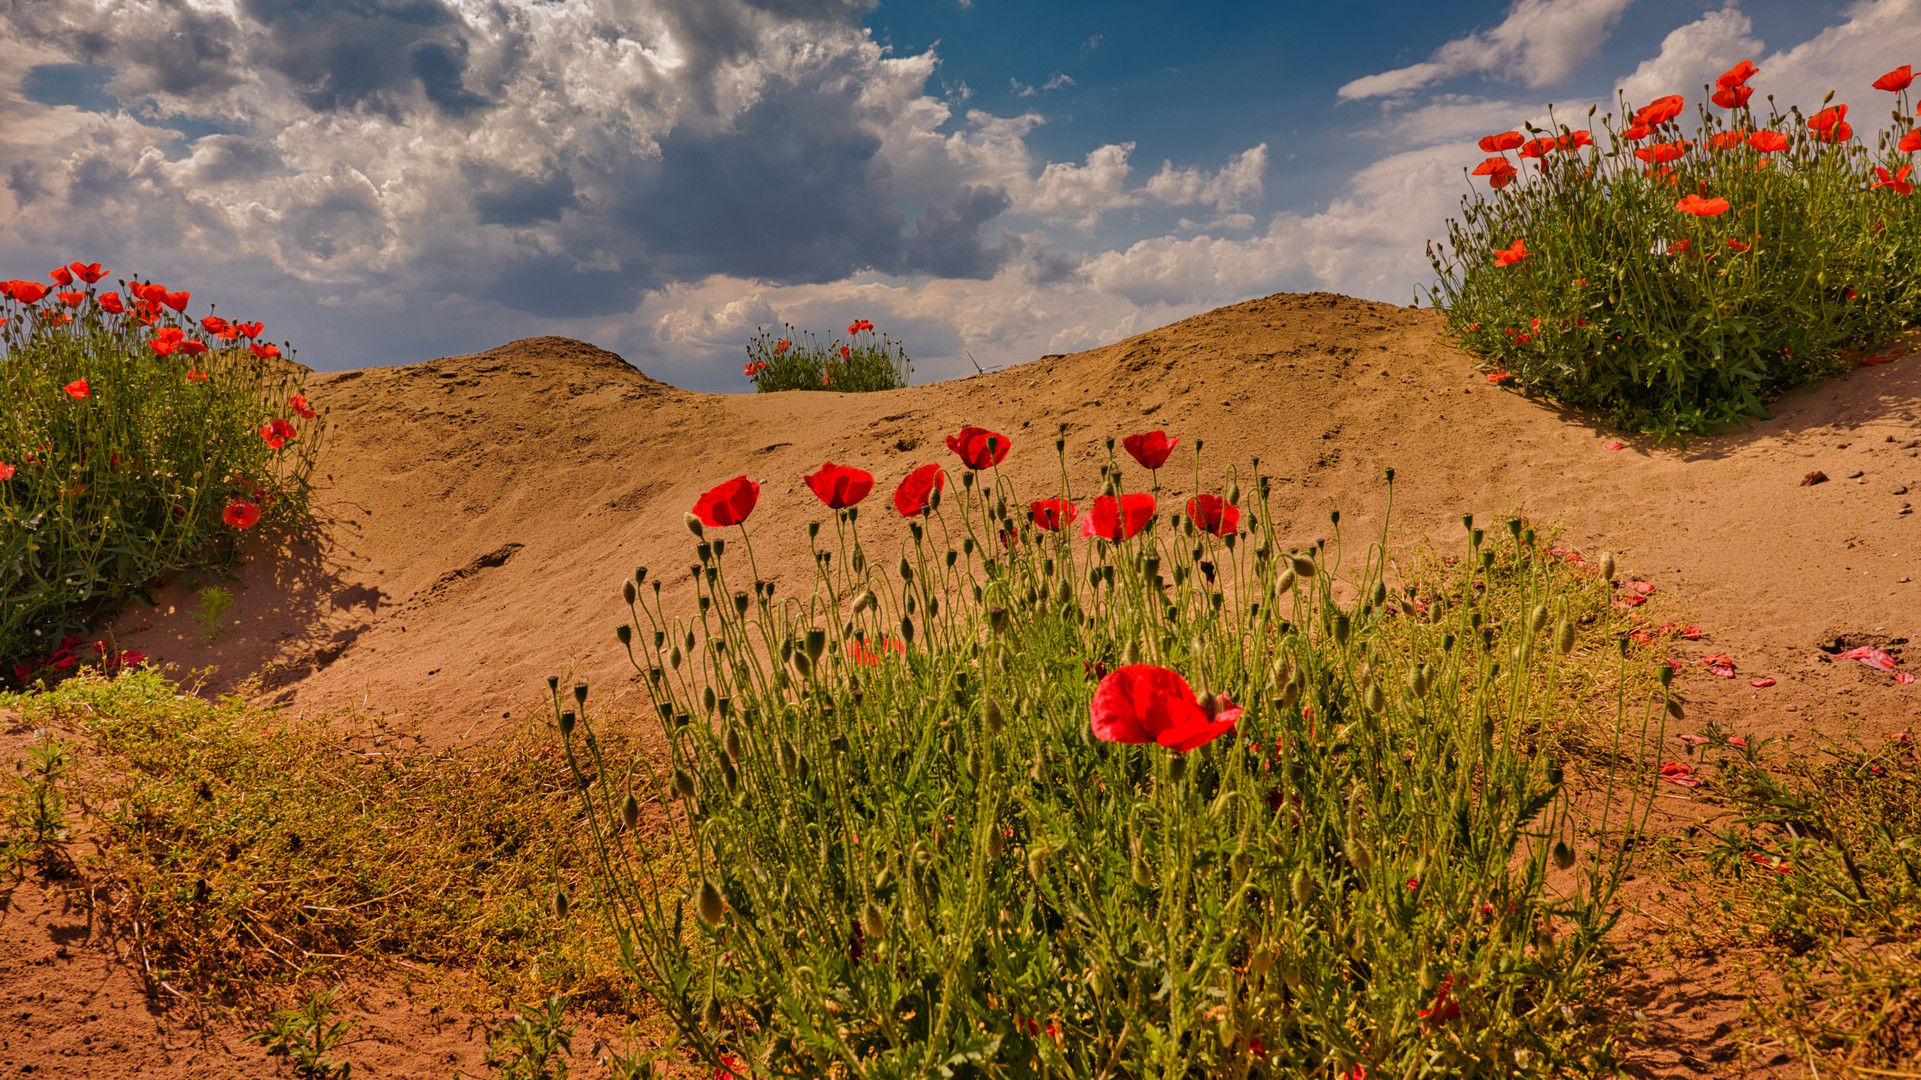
(741, 320, 912, 394)
(1431, 59, 1921, 439)
(1, 261, 322, 678)
(560, 434, 1668, 1077)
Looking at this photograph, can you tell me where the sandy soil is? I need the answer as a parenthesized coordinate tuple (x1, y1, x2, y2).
(5, 290, 1916, 1075)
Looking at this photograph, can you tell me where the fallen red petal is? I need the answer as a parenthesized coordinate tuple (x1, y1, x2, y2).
(1604, 441, 1625, 451)
(1749, 677, 1776, 688)
(1898, 672, 1917, 686)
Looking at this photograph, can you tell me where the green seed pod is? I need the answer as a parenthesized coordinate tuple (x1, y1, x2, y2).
(805, 628, 827, 663)
(1553, 839, 1575, 870)
(987, 605, 1010, 634)
(733, 592, 749, 616)
(559, 710, 576, 738)
(695, 881, 726, 928)
(1168, 755, 1187, 783)
(616, 623, 633, 646)
(621, 792, 641, 831)
(1658, 663, 1674, 687)
(696, 541, 712, 565)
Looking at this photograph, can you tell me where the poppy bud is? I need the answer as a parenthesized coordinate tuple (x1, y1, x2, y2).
(1168, 755, 1187, 783)
(670, 645, 683, 670)
(985, 697, 1004, 733)
(778, 739, 799, 775)
(1333, 614, 1350, 644)
(616, 623, 632, 646)
(1290, 866, 1315, 904)
(696, 881, 726, 928)
(684, 512, 704, 537)
(673, 768, 697, 800)
(1553, 839, 1575, 870)
(623, 580, 637, 605)
(1658, 663, 1673, 687)
(962, 472, 975, 490)
(1366, 683, 1386, 713)
(1600, 552, 1616, 582)
(621, 792, 641, 831)
(861, 899, 888, 942)
(553, 888, 570, 919)
(1290, 555, 1315, 578)
(792, 651, 812, 678)
(1027, 845, 1048, 880)
(805, 628, 827, 663)
(1531, 604, 1549, 634)
(1276, 569, 1297, 596)
(1329, 510, 1340, 526)
(703, 685, 717, 714)
(852, 589, 876, 614)
(559, 710, 576, 738)
(900, 615, 915, 643)
(1667, 697, 1685, 720)
(701, 996, 723, 1029)
(1131, 855, 1153, 888)
(547, 675, 560, 693)
(1556, 620, 1576, 655)
(987, 605, 1010, 634)
(1123, 640, 1142, 666)
(987, 829, 1005, 859)
(1345, 837, 1373, 870)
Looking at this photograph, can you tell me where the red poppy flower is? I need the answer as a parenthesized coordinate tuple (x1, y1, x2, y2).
(1727, 239, 1751, 253)
(235, 321, 264, 338)
(186, 369, 209, 383)
(10, 281, 48, 304)
(54, 290, 83, 308)
(1621, 123, 1652, 141)
(97, 291, 125, 314)
(1122, 430, 1179, 470)
(1898, 129, 1921, 153)
(692, 475, 759, 527)
(838, 344, 851, 361)
(1557, 130, 1593, 151)
(0, 462, 14, 482)
(1872, 163, 1915, 194)
(1030, 498, 1079, 531)
(1634, 141, 1689, 164)
(64, 378, 89, 399)
(892, 463, 946, 517)
(1707, 130, 1747, 151)
(1631, 95, 1686, 127)
(1875, 65, 1914, 93)
(251, 342, 281, 360)
(1080, 492, 1155, 541)
(773, 338, 790, 354)
(1493, 238, 1528, 267)
(804, 462, 874, 508)
(260, 418, 298, 449)
(1418, 977, 1462, 1026)
(1809, 104, 1852, 143)
(1476, 131, 1523, 153)
(847, 318, 874, 335)
(1718, 60, 1759, 89)
(180, 340, 208, 356)
(49, 266, 73, 287)
(946, 426, 1010, 470)
(68, 261, 106, 283)
(1517, 137, 1557, 159)
(1676, 193, 1731, 216)
(202, 316, 231, 335)
(289, 394, 317, 419)
(1748, 130, 1789, 153)
(853, 636, 906, 666)
(1089, 664, 1241, 752)
(1711, 85, 1753, 109)
(223, 499, 261, 529)
(1668, 238, 1692, 256)
(150, 327, 186, 356)
(1186, 493, 1239, 536)
(161, 290, 190, 312)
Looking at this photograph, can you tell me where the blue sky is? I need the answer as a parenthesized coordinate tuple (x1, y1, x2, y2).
(2, 0, 1916, 388)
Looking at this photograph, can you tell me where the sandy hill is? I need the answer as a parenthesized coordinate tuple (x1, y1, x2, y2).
(111, 292, 1919, 745)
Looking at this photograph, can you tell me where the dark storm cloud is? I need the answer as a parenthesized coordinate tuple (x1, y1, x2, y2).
(480, 253, 657, 318)
(1027, 245, 1085, 286)
(468, 167, 578, 227)
(902, 185, 1020, 279)
(241, 0, 486, 115)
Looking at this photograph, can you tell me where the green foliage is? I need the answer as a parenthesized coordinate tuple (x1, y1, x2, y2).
(193, 583, 236, 642)
(1, 271, 322, 672)
(4, 733, 75, 874)
(566, 453, 1673, 1077)
(482, 995, 576, 1080)
(245, 988, 359, 1079)
(1429, 93, 1921, 440)
(743, 322, 911, 393)
(0, 670, 633, 1009)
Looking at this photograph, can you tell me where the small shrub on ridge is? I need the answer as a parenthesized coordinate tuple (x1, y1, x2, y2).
(743, 319, 911, 393)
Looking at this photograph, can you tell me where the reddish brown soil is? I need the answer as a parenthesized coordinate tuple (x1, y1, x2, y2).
(5, 291, 1916, 1075)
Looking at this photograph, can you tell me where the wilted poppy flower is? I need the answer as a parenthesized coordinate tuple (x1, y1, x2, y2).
(805, 462, 874, 508)
(1634, 141, 1689, 164)
(847, 318, 874, 335)
(1706, 130, 1747, 150)
(1493, 238, 1529, 266)
(1874, 65, 1914, 92)
(1517, 137, 1557, 159)
(50, 266, 73, 287)
(223, 499, 261, 529)
(1477, 131, 1524, 153)
(1748, 130, 1789, 153)
(1711, 85, 1753, 109)
(1872, 163, 1915, 194)
(893, 463, 945, 516)
(64, 378, 89, 399)
(251, 342, 281, 360)
(1080, 492, 1155, 541)
(97, 291, 125, 314)
(692, 475, 760, 528)
(1718, 60, 1759, 89)
(0, 462, 14, 481)
(1621, 123, 1653, 141)
(10, 281, 49, 304)
(1632, 95, 1686, 127)
(289, 393, 317, 419)
(1089, 664, 1241, 752)
(1809, 104, 1852, 142)
(1186, 494, 1240, 536)
(260, 418, 298, 449)
(1122, 430, 1179, 470)
(1030, 498, 1079, 531)
(1658, 760, 1701, 787)
(186, 369, 209, 383)
(1676, 193, 1731, 216)
(946, 426, 1010, 470)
